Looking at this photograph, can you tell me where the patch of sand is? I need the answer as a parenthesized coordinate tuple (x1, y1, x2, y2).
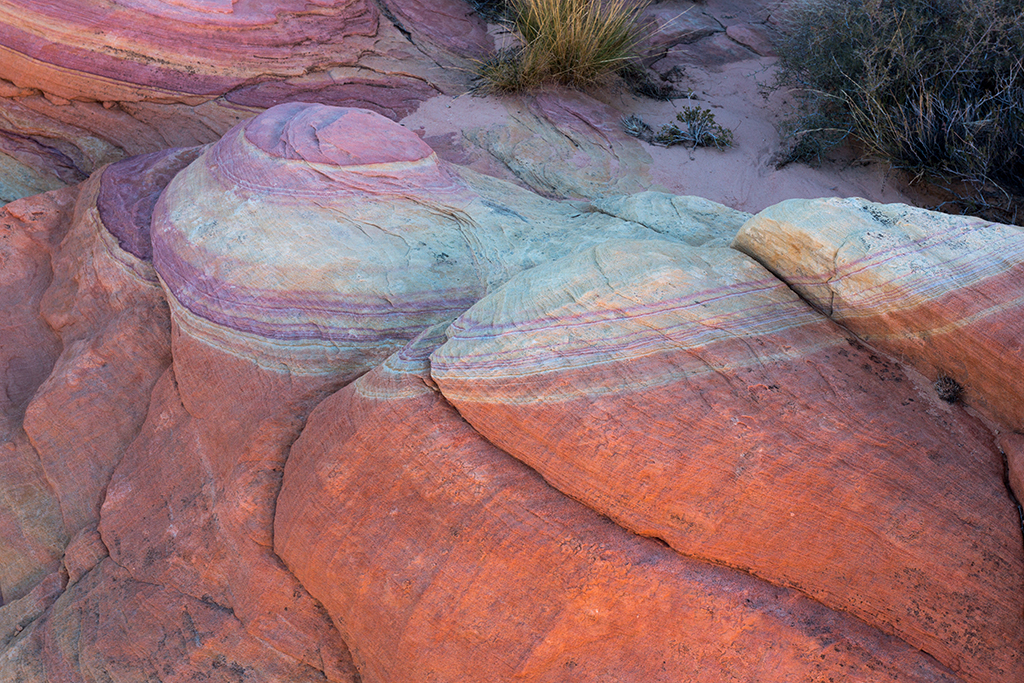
(402, 0, 932, 214)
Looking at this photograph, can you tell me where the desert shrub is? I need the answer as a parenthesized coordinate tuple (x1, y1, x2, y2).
(775, 0, 1024, 198)
(475, 0, 650, 92)
(622, 106, 734, 149)
(468, 0, 511, 21)
(617, 62, 681, 100)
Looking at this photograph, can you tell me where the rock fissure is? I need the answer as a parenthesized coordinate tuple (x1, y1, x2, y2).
(371, 0, 414, 45)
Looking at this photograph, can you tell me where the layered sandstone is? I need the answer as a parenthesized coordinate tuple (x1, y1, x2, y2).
(0, 101, 1021, 682)
(0, 0, 489, 201)
(734, 197, 1024, 430)
(431, 239, 1024, 683)
(276, 326, 959, 683)
(149, 101, 716, 376)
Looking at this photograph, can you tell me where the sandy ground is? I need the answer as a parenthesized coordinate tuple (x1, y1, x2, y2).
(401, 0, 930, 215)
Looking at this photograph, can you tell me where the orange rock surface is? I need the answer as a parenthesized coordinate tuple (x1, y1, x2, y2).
(276, 328, 959, 683)
(734, 197, 1024, 431)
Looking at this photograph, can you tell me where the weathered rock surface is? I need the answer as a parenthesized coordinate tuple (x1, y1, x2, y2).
(0, 0, 490, 202)
(1, 111, 363, 678)
(23, 163, 177, 542)
(463, 90, 654, 199)
(0, 188, 76, 604)
(999, 433, 1024, 506)
(591, 190, 752, 246)
(431, 239, 1024, 683)
(0, 101, 1022, 682)
(93, 356, 358, 681)
(276, 326, 959, 683)
(643, 2, 724, 52)
(0, 556, 351, 682)
(0, 0, 935, 218)
(734, 197, 1024, 431)
(151, 102, 482, 376)
(151, 101, 698, 376)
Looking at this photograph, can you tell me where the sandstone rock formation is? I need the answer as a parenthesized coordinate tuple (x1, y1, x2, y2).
(276, 325, 960, 683)
(149, 101, 704, 375)
(734, 197, 1024, 431)
(0, 98, 1021, 683)
(2, 0, 926, 216)
(0, 187, 76, 605)
(430, 238, 1024, 683)
(0, 0, 490, 202)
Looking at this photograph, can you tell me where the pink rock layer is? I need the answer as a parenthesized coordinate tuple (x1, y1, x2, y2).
(0, 0, 490, 202)
(1, 0, 385, 102)
(431, 239, 1024, 683)
(96, 145, 203, 261)
(275, 327, 959, 683)
(734, 197, 1024, 431)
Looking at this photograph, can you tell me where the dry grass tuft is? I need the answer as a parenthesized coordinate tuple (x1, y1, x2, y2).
(475, 0, 649, 93)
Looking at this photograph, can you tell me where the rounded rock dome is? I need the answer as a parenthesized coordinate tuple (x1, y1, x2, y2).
(152, 103, 481, 377)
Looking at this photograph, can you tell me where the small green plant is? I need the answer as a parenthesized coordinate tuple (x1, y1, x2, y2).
(622, 106, 734, 150)
(475, 0, 650, 92)
(774, 0, 1024, 215)
(621, 114, 653, 139)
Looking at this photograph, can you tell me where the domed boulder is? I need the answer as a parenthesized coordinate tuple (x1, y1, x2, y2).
(150, 101, 691, 378)
(151, 102, 486, 377)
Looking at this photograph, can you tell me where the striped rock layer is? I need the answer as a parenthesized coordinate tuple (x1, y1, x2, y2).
(0, 0, 485, 105)
(148, 102, 721, 378)
(733, 197, 1024, 431)
(0, 0, 488, 201)
(430, 239, 1024, 683)
(96, 145, 204, 262)
(151, 102, 484, 377)
(2, 101, 1022, 682)
(275, 327, 959, 683)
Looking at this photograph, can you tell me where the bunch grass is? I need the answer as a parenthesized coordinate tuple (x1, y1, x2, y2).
(476, 0, 649, 92)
